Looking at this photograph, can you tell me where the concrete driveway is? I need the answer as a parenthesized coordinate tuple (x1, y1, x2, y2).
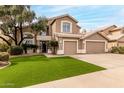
(28, 54, 124, 88)
(71, 54, 124, 69)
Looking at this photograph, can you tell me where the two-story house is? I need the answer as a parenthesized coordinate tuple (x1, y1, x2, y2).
(23, 14, 109, 54)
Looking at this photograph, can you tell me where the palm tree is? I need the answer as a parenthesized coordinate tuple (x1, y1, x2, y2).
(31, 17, 48, 52)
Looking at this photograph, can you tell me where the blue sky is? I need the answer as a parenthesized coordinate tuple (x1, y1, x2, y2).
(31, 5, 124, 31)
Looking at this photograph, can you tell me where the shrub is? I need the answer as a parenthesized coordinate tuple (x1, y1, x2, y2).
(111, 46, 124, 54)
(110, 47, 119, 53)
(9, 46, 23, 55)
(0, 43, 9, 52)
(48, 40, 59, 54)
(21, 44, 38, 54)
(118, 47, 124, 54)
(0, 52, 9, 61)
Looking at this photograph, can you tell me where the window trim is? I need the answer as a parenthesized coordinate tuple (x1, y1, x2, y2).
(61, 21, 72, 33)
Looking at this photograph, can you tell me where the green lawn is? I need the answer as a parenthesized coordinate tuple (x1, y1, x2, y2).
(0, 55, 105, 88)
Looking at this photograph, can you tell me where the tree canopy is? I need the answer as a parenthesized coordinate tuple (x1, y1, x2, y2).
(0, 5, 46, 46)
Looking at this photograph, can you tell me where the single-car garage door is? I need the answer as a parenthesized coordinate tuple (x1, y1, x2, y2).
(86, 41, 105, 53)
(64, 41, 77, 55)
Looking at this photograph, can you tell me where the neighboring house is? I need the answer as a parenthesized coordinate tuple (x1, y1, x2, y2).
(99, 25, 124, 49)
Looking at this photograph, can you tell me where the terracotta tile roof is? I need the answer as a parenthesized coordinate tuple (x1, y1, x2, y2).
(109, 27, 124, 32)
(92, 25, 124, 41)
(96, 25, 117, 32)
(106, 34, 124, 41)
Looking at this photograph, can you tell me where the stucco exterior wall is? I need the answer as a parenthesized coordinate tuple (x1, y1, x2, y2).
(107, 41, 118, 49)
(51, 21, 56, 35)
(78, 39, 83, 49)
(111, 30, 122, 36)
(85, 33, 107, 41)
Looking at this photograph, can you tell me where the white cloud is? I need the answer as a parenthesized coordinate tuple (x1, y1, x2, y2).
(48, 5, 80, 12)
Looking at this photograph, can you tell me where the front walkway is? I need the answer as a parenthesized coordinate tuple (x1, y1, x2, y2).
(28, 54, 124, 88)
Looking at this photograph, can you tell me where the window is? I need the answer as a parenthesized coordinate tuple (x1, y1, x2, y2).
(61, 21, 72, 33)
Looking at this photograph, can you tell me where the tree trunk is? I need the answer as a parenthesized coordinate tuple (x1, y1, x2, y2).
(18, 23, 23, 45)
(14, 27, 18, 45)
(34, 33, 38, 53)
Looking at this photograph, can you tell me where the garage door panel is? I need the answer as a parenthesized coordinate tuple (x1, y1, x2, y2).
(64, 41, 77, 55)
(86, 41, 105, 54)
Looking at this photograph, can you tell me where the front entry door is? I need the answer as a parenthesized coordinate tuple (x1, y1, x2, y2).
(42, 41, 47, 53)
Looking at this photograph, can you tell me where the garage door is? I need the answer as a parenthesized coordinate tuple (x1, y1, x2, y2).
(64, 41, 77, 55)
(86, 41, 105, 53)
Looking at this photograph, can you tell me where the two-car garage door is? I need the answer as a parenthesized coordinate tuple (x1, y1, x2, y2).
(64, 41, 106, 54)
(86, 41, 105, 54)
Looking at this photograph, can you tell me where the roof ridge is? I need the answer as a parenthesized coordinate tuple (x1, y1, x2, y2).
(48, 14, 78, 23)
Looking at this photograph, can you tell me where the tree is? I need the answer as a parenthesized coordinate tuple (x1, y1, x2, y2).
(31, 17, 48, 45)
(0, 5, 35, 46)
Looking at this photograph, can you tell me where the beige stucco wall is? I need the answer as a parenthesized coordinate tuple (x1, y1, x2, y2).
(107, 41, 117, 49)
(85, 33, 107, 40)
(58, 37, 63, 50)
(111, 30, 122, 36)
(51, 21, 56, 35)
(78, 39, 83, 49)
(118, 36, 124, 47)
(55, 16, 80, 34)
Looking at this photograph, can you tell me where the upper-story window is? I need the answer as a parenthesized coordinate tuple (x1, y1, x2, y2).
(61, 21, 72, 33)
